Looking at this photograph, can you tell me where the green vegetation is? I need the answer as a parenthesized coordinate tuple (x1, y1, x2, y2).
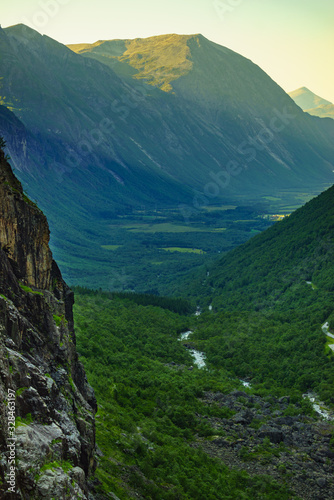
(177, 184, 334, 404)
(70, 34, 194, 92)
(35, 460, 73, 482)
(74, 290, 296, 499)
(197, 184, 334, 311)
(53, 314, 67, 327)
(54, 204, 274, 294)
(40, 460, 73, 474)
(73, 184, 334, 496)
(15, 413, 33, 427)
(193, 309, 334, 403)
(73, 287, 193, 315)
(19, 283, 43, 295)
(120, 222, 220, 233)
(22, 192, 40, 210)
(16, 387, 28, 397)
(161, 247, 206, 254)
(2, 28, 334, 500)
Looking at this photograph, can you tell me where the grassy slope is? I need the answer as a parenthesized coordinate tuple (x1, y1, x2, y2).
(69, 34, 195, 92)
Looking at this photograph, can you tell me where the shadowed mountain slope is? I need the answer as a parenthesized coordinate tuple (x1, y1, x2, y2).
(0, 25, 334, 286)
(197, 182, 334, 311)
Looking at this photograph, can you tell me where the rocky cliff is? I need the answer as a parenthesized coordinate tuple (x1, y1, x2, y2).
(0, 142, 97, 499)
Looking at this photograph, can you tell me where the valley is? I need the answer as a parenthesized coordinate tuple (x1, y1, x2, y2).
(70, 181, 334, 498)
(1, 25, 334, 294)
(52, 189, 321, 295)
(73, 287, 334, 499)
(55, 203, 273, 293)
(0, 19, 334, 500)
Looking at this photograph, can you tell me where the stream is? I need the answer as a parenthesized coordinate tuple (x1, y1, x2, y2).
(322, 321, 334, 351)
(179, 315, 334, 420)
(179, 330, 206, 368)
(303, 393, 334, 421)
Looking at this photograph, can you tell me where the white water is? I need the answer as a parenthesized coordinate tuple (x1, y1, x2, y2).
(189, 349, 206, 369)
(303, 393, 334, 421)
(322, 321, 334, 339)
(179, 320, 333, 414)
(179, 330, 192, 341)
(238, 382, 333, 419)
(322, 321, 334, 351)
(179, 330, 206, 368)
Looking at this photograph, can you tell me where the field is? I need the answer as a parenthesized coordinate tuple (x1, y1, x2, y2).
(52, 203, 277, 294)
(109, 222, 226, 233)
(53, 189, 323, 295)
(161, 247, 206, 254)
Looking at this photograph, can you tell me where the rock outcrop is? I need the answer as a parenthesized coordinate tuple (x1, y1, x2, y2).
(0, 143, 96, 499)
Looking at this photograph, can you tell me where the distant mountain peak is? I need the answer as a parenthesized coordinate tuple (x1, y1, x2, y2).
(296, 86, 310, 92)
(289, 87, 334, 119)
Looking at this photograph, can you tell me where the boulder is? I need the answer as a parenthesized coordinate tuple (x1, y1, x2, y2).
(258, 425, 284, 444)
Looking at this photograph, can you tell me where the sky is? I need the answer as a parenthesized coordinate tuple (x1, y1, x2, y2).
(2, 0, 334, 103)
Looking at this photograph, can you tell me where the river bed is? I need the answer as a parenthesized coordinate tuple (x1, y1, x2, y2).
(179, 330, 206, 369)
(303, 393, 334, 421)
(179, 330, 334, 420)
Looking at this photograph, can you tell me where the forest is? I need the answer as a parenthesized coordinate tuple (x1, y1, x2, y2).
(71, 185, 334, 498)
(74, 285, 333, 499)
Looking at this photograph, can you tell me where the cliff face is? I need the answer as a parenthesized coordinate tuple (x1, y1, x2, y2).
(0, 144, 96, 499)
(0, 153, 53, 291)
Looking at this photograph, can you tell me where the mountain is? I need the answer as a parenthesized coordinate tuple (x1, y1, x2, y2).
(288, 87, 332, 110)
(68, 34, 195, 92)
(196, 182, 334, 312)
(1, 25, 334, 287)
(289, 87, 334, 119)
(0, 141, 96, 498)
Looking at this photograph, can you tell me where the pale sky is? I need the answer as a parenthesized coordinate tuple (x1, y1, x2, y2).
(1, 0, 334, 102)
